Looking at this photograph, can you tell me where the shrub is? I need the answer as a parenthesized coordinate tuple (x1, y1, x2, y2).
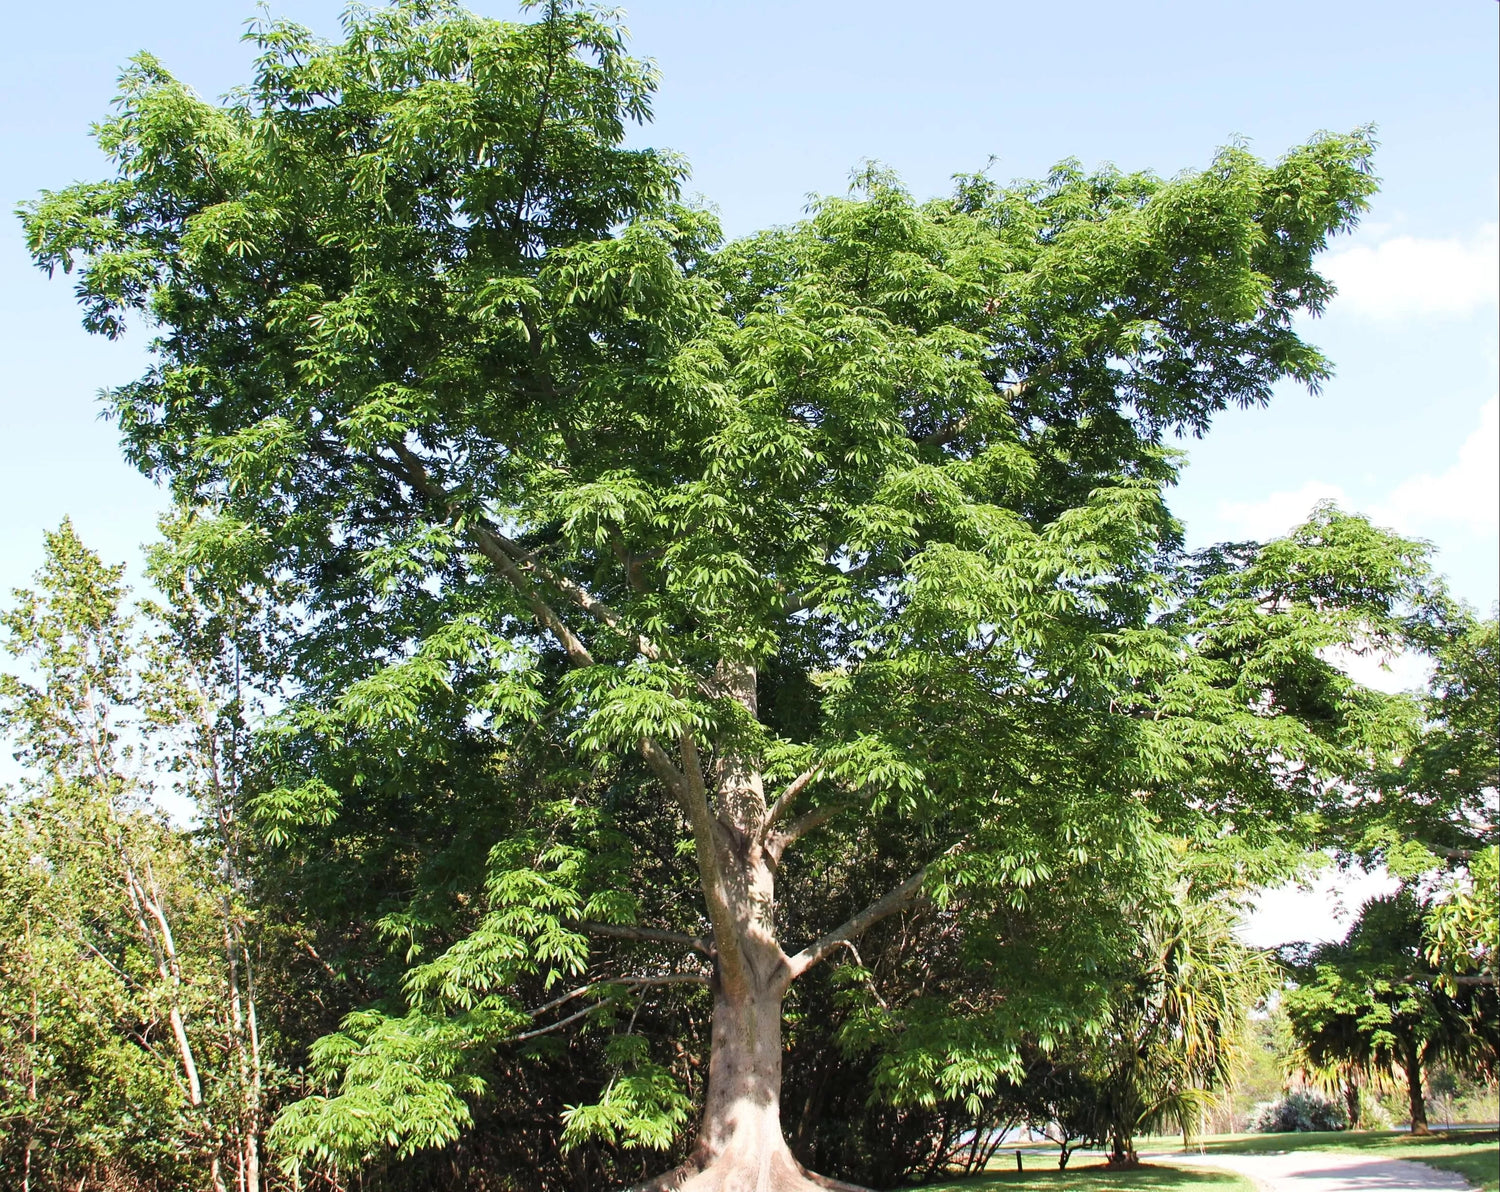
(1250, 1089, 1350, 1133)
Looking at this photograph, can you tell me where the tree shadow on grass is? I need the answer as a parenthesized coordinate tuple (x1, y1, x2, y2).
(919, 1162, 1251, 1191)
(1200, 1128, 1498, 1155)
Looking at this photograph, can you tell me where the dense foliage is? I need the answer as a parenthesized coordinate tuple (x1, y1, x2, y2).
(11, 2, 1496, 1189)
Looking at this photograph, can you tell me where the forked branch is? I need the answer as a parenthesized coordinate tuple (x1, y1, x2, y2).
(762, 765, 822, 836)
(767, 802, 847, 862)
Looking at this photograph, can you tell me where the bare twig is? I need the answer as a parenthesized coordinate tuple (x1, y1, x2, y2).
(581, 921, 711, 956)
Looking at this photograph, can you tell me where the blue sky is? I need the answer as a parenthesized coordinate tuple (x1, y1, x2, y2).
(2, 2, 1496, 936)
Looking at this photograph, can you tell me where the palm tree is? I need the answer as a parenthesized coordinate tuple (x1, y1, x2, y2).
(1284, 891, 1490, 1135)
(1093, 877, 1276, 1166)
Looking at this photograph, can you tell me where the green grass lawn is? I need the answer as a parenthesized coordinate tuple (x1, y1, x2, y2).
(1191, 1127, 1500, 1191)
(918, 1162, 1254, 1192)
(915, 1128, 1500, 1191)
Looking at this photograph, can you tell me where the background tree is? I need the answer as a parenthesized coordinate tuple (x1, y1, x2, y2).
(1070, 865, 1274, 1167)
(137, 511, 296, 1192)
(1283, 891, 1497, 1135)
(22, 2, 1441, 1188)
(0, 522, 233, 1188)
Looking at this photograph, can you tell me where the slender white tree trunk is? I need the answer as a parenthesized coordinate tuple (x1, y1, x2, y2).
(224, 908, 262, 1192)
(116, 838, 204, 1106)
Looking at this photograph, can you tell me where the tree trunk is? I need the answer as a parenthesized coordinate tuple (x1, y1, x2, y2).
(1404, 1044, 1429, 1136)
(631, 660, 925, 1192)
(635, 672, 870, 1192)
(1106, 1129, 1138, 1169)
(636, 937, 862, 1192)
(637, 850, 872, 1192)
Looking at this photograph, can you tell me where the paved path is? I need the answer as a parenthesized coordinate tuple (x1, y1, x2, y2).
(1157, 1149, 1474, 1191)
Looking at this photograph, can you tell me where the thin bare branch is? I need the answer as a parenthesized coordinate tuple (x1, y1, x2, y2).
(516, 973, 710, 1043)
(607, 973, 712, 988)
(511, 998, 612, 1043)
(782, 559, 895, 617)
(581, 921, 711, 955)
(526, 982, 597, 1019)
(837, 940, 888, 1009)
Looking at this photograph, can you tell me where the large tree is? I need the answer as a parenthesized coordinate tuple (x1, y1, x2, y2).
(23, 3, 1435, 1187)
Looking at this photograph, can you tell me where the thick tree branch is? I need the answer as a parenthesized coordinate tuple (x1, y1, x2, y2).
(786, 866, 930, 980)
(386, 442, 668, 667)
(384, 444, 730, 995)
(381, 443, 753, 998)
(581, 921, 711, 956)
(478, 519, 665, 662)
(384, 443, 598, 668)
(762, 765, 822, 836)
(921, 377, 1032, 448)
(1420, 842, 1476, 862)
(676, 729, 753, 996)
(767, 801, 847, 861)
(470, 521, 598, 666)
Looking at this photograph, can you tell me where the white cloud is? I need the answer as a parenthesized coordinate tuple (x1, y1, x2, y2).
(1215, 479, 1349, 541)
(1209, 396, 1499, 544)
(1375, 395, 1499, 536)
(1321, 223, 1499, 320)
(1239, 863, 1398, 949)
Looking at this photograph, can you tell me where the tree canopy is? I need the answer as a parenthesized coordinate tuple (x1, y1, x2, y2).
(16, 2, 1474, 1188)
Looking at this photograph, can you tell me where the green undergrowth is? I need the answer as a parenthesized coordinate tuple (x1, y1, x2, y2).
(917, 1162, 1254, 1191)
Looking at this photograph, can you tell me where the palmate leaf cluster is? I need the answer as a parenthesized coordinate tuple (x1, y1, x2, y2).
(14, 0, 1486, 1184)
